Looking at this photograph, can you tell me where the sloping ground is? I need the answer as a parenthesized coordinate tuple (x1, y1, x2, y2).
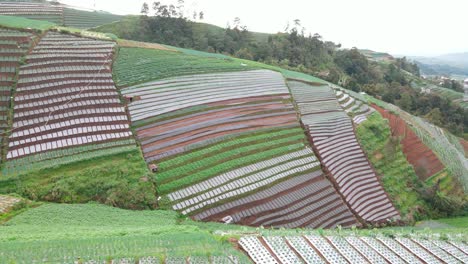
(113, 47, 258, 87)
(0, 1, 63, 24)
(0, 203, 249, 263)
(288, 80, 399, 224)
(63, 8, 122, 29)
(461, 139, 468, 157)
(239, 235, 468, 263)
(3, 32, 136, 175)
(373, 105, 444, 180)
(122, 69, 357, 229)
(368, 97, 468, 191)
(335, 89, 375, 125)
(0, 194, 20, 213)
(0, 2, 123, 29)
(0, 28, 35, 154)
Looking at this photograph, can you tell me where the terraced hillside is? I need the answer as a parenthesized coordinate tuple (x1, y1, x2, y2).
(335, 89, 375, 125)
(0, 28, 34, 151)
(0, 1, 122, 29)
(122, 69, 358, 229)
(0, 1, 63, 24)
(240, 235, 468, 263)
(3, 31, 136, 175)
(373, 104, 445, 180)
(288, 81, 400, 224)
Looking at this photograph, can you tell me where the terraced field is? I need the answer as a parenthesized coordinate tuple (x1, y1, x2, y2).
(0, 28, 34, 152)
(0, 1, 122, 29)
(0, 1, 63, 24)
(240, 235, 468, 263)
(114, 47, 257, 87)
(3, 32, 136, 175)
(335, 89, 374, 125)
(373, 104, 445, 180)
(63, 8, 122, 29)
(122, 69, 357, 228)
(288, 80, 399, 224)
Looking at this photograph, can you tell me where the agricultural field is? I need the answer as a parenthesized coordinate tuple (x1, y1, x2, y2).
(240, 234, 468, 263)
(355, 112, 430, 219)
(334, 89, 375, 125)
(113, 47, 259, 87)
(122, 69, 357, 229)
(373, 104, 445, 180)
(2, 31, 136, 175)
(288, 80, 400, 224)
(0, 1, 63, 24)
(0, 1, 123, 29)
(368, 96, 468, 192)
(0, 203, 249, 263)
(63, 8, 123, 29)
(0, 28, 35, 154)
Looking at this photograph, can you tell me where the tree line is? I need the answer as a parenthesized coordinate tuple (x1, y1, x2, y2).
(95, 1, 466, 137)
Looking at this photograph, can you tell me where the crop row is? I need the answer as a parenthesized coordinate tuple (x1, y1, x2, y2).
(240, 235, 468, 264)
(288, 80, 399, 224)
(4, 32, 134, 173)
(157, 137, 306, 194)
(114, 47, 258, 87)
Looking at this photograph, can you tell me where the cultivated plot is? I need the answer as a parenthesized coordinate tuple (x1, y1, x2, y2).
(288, 80, 399, 224)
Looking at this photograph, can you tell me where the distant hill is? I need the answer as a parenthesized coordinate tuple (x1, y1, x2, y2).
(408, 52, 468, 76)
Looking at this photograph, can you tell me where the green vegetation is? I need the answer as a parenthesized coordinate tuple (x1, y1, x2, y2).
(158, 132, 307, 194)
(356, 112, 429, 222)
(2, 140, 137, 176)
(0, 203, 250, 263)
(435, 216, 468, 228)
(0, 149, 154, 210)
(63, 8, 123, 29)
(113, 47, 257, 87)
(0, 15, 55, 31)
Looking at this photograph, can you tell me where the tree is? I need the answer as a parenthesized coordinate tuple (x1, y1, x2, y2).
(199, 11, 204, 20)
(141, 2, 149, 16)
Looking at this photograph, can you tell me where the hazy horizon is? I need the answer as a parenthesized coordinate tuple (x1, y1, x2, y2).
(59, 0, 467, 57)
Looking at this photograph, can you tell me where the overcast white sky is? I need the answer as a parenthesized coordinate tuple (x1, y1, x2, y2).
(60, 0, 467, 56)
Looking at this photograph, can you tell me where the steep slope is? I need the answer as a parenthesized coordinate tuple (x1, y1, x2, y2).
(119, 65, 358, 228)
(373, 105, 445, 180)
(288, 81, 400, 224)
(0, 28, 35, 155)
(3, 31, 136, 175)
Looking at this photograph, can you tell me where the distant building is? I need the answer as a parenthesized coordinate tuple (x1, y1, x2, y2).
(464, 79, 468, 102)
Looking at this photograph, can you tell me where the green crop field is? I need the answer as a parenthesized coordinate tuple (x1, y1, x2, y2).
(0, 15, 55, 31)
(157, 128, 308, 195)
(113, 47, 258, 87)
(0, 203, 250, 263)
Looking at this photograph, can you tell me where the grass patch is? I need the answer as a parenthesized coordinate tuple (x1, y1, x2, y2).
(356, 112, 430, 221)
(0, 149, 154, 210)
(435, 216, 468, 228)
(0, 203, 250, 263)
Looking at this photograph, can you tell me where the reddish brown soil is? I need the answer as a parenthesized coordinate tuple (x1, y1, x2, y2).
(207, 94, 291, 106)
(143, 114, 297, 159)
(373, 105, 444, 180)
(460, 139, 468, 157)
(138, 102, 291, 139)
